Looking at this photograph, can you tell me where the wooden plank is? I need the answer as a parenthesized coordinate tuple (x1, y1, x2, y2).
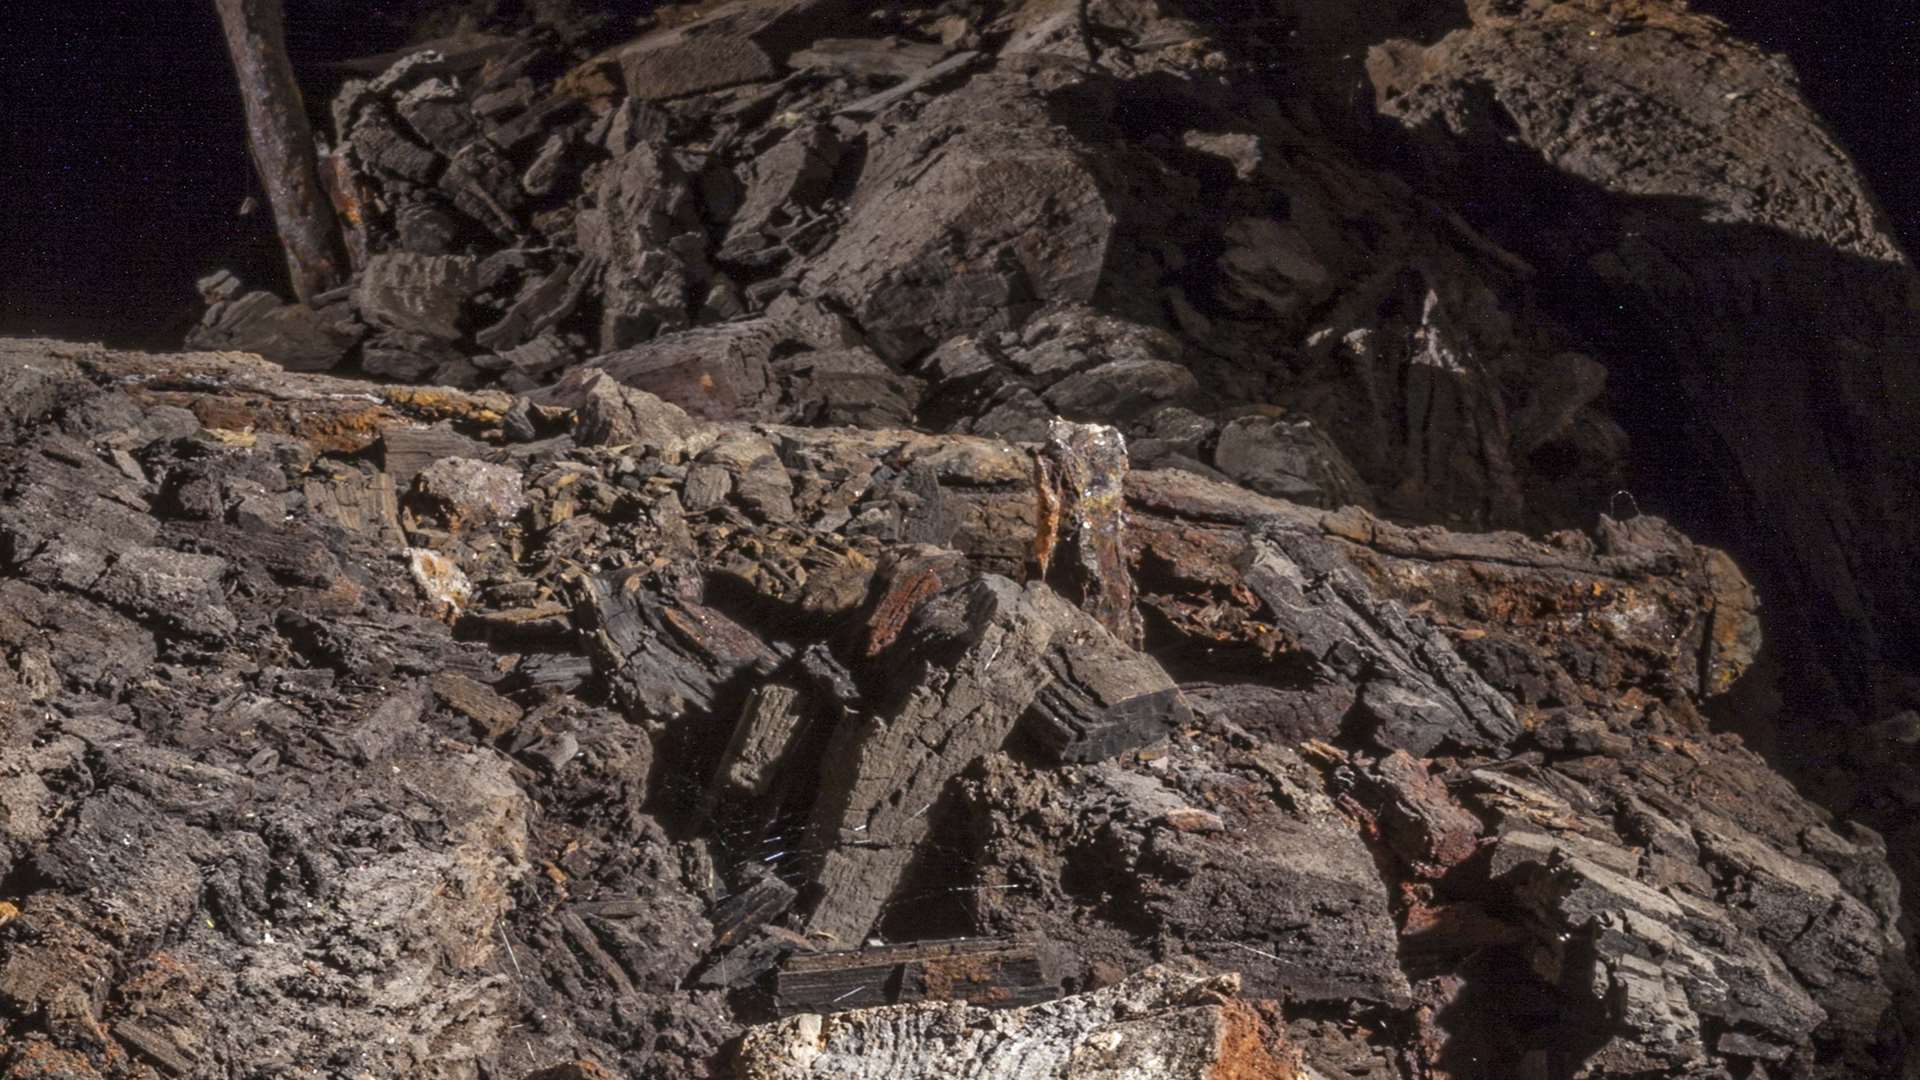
(774, 936, 1055, 1015)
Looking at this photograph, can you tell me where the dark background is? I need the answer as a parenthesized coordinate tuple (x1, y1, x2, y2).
(2, 1, 1918, 347)
(0, 2, 432, 345)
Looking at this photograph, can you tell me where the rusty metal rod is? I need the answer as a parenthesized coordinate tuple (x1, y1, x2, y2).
(212, 0, 345, 304)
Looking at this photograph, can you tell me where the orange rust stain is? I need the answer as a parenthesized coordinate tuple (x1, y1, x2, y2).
(381, 386, 507, 423)
(1208, 999, 1300, 1079)
(865, 568, 945, 657)
(321, 151, 366, 227)
(920, 955, 1003, 1002)
(142, 387, 505, 456)
(1031, 453, 1062, 581)
(170, 396, 398, 454)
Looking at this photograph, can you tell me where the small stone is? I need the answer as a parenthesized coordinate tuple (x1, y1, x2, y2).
(413, 457, 528, 527)
(570, 372, 713, 459)
(683, 462, 732, 513)
(523, 732, 580, 774)
(1161, 807, 1225, 834)
(408, 547, 472, 616)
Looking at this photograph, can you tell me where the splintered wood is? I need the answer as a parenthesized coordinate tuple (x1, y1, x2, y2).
(1034, 420, 1142, 648)
(801, 577, 1057, 946)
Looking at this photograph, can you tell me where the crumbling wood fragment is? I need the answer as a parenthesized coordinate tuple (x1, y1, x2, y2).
(186, 281, 361, 371)
(706, 685, 806, 805)
(802, 577, 1058, 945)
(564, 371, 710, 458)
(1238, 529, 1521, 756)
(379, 425, 490, 490)
(1021, 600, 1191, 764)
(430, 671, 523, 739)
(859, 547, 971, 657)
(304, 470, 402, 544)
(613, 8, 780, 100)
(113, 1019, 198, 1077)
(834, 50, 983, 118)
(212, 0, 346, 303)
(792, 37, 949, 79)
(575, 565, 782, 722)
(560, 911, 637, 996)
(1034, 420, 1142, 648)
(773, 936, 1055, 1016)
(1349, 750, 1485, 876)
(710, 875, 800, 952)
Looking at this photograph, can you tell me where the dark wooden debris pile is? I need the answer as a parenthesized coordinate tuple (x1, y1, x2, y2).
(10, 0, 1920, 1075)
(0, 340, 1906, 1078)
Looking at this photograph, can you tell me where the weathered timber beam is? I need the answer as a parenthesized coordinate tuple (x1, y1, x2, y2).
(212, 0, 347, 303)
